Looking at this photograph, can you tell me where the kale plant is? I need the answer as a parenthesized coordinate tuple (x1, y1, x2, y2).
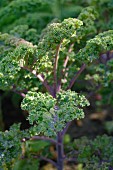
(0, 6, 113, 170)
(0, 124, 29, 169)
(68, 135, 113, 169)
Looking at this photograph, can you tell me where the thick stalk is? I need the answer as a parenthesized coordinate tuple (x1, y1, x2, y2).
(56, 132, 64, 170)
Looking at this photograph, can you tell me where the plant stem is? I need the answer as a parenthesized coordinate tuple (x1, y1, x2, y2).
(14, 91, 26, 97)
(12, 85, 28, 97)
(31, 135, 57, 144)
(67, 63, 86, 90)
(21, 66, 53, 95)
(63, 43, 74, 68)
(58, 43, 74, 90)
(56, 132, 64, 170)
(61, 121, 71, 136)
(53, 41, 63, 97)
(37, 73, 53, 95)
(39, 156, 57, 167)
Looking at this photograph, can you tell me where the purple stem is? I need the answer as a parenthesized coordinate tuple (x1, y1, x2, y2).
(53, 41, 63, 98)
(12, 90, 26, 98)
(31, 136, 57, 144)
(66, 63, 86, 90)
(12, 85, 27, 97)
(58, 43, 74, 90)
(39, 156, 57, 167)
(61, 121, 71, 136)
(21, 66, 53, 95)
(56, 132, 64, 170)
